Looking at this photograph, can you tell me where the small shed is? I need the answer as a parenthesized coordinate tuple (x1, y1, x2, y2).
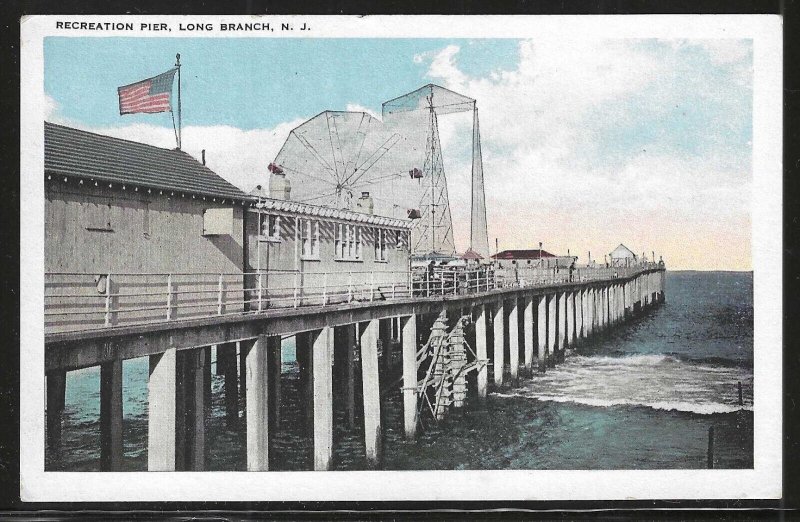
(609, 244, 638, 267)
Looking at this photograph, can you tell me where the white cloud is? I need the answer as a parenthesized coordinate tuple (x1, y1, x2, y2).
(345, 103, 381, 120)
(414, 39, 752, 269)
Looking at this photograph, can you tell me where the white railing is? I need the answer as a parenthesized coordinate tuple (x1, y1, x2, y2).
(44, 263, 662, 334)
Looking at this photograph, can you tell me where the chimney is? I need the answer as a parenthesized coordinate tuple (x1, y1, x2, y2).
(201, 149, 206, 165)
(269, 170, 291, 201)
(356, 191, 374, 215)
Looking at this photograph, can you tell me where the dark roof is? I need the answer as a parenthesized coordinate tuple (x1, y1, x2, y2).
(491, 249, 556, 260)
(461, 248, 484, 260)
(44, 122, 247, 200)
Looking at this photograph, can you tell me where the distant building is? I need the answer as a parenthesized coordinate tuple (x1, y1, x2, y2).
(491, 249, 576, 269)
(44, 122, 249, 330)
(609, 243, 638, 267)
(459, 248, 483, 263)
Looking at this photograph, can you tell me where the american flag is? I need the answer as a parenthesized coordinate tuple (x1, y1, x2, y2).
(117, 68, 177, 115)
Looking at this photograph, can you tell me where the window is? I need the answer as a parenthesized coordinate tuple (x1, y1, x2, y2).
(374, 228, 388, 262)
(336, 223, 362, 261)
(259, 213, 281, 241)
(300, 218, 320, 259)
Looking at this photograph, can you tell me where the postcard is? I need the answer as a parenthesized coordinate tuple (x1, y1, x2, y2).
(19, 14, 782, 502)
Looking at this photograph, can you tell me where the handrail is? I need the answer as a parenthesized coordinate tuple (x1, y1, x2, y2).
(44, 263, 665, 334)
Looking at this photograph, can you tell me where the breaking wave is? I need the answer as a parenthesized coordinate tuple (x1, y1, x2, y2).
(494, 354, 753, 415)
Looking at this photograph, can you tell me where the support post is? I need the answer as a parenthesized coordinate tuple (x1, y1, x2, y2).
(360, 319, 382, 467)
(177, 348, 206, 471)
(508, 298, 519, 385)
(493, 301, 505, 387)
(267, 336, 282, 430)
(100, 358, 124, 471)
(547, 293, 557, 364)
(536, 295, 547, 372)
(401, 315, 418, 440)
(217, 343, 239, 427)
(343, 324, 356, 429)
(566, 291, 574, 348)
(148, 348, 176, 471)
(245, 336, 269, 471)
(312, 327, 334, 471)
(475, 305, 488, 398)
(523, 295, 534, 374)
(296, 332, 314, 433)
(46, 371, 66, 464)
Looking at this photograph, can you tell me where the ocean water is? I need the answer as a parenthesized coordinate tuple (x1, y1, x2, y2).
(47, 271, 754, 471)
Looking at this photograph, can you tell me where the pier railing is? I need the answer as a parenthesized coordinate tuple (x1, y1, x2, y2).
(44, 263, 662, 334)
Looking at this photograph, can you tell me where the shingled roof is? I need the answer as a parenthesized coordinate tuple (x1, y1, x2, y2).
(44, 122, 247, 200)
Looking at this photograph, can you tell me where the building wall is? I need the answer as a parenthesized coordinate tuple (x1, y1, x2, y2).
(45, 180, 245, 331)
(245, 208, 411, 308)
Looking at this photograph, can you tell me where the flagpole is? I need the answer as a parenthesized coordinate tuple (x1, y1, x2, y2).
(175, 53, 182, 150)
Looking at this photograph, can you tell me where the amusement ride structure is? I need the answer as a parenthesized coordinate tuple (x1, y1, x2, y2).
(271, 84, 490, 260)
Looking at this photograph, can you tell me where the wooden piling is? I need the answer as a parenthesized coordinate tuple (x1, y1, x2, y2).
(217, 342, 239, 427)
(312, 327, 334, 471)
(738, 381, 744, 406)
(508, 298, 519, 385)
(475, 305, 488, 398)
(46, 371, 66, 464)
(360, 319, 382, 468)
(547, 294, 557, 366)
(343, 324, 356, 429)
(293, 332, 310, 433)
(99, 358, 124, 471)
(148, 348, 176, 471)
(245, 335, 269, 471)
(402, 315, 418, 440)
(522, 296, 534, 374)
(267, 336, 282, 430)
(493, 301, 504, 386)
(536, 296, 547, 372)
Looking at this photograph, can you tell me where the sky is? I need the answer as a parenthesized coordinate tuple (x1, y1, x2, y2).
(44, 37, 753, 271)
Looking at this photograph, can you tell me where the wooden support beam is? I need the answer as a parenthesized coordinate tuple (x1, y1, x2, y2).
(343, 324, 356, 429)
(523, 295, 534, 374)
(536, 296, 547, 372)
(100, 358, 124, 471)
(475, 305, 488, 398)
(267, 336, 282, 431)
(360, 319, 382, 468)
(148, 348, 176, 471)
(547, 294, 557, 365)
(296, 332, 314, 433)
(245, 335, 269, 471)
(566, 291, 574, 348)
(508, 298, 519, 385)
(493, 301, 504, 387)
(312, 327, 334, 471)
(401, 315, 418, 440)
(46, 371, 66, 465)
(239, 344, 247, 401)
(188, 348, 206, 471)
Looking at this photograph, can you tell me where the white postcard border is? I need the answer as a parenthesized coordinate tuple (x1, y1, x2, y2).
(20, 14, 783, 502)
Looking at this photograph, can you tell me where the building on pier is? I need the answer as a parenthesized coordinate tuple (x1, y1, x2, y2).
(44, 122, 250, 331)
(491, 248, 576, 269)
(246, 175, 413, 308)
(609, 243, 639, 268)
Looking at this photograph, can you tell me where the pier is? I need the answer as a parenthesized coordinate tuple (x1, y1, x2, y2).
(42, 85, 667, 472)
(45, 264, 666, 471)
